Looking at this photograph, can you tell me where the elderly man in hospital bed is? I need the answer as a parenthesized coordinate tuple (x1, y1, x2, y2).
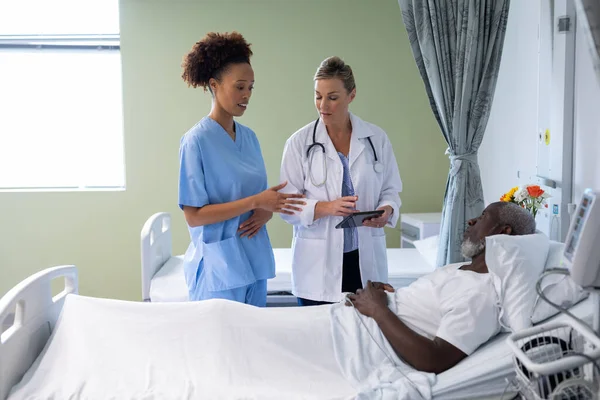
(332, 200, 535, 398)
(7, 202, 539, 400)
(343, 200, 534, 375)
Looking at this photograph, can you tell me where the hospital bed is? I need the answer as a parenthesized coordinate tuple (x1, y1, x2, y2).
(0, 264, 594, 400)
(141, 212, 436, 305)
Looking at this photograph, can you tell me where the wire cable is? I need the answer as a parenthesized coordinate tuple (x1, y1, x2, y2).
(535, 269, 587, 325)
(535, 269, 600, 373)
(343, 293, 426, 399)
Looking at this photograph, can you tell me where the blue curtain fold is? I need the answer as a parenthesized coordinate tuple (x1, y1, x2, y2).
(576, 0, 600, 81)
(398, 0, 511, 266)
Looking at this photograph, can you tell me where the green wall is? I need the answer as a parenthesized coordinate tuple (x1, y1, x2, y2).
(0, 0, 447, 301)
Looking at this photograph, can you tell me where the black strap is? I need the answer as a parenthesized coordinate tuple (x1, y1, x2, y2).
(309, 118, 379, 163)
(306, 118, 322, 158)
(516, 335, 577, 398)
(366, 136, 378, 162)
(312, 118, 319, 144)
(521, 335, 569, 353)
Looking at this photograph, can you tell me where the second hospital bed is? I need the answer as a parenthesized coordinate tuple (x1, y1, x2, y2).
(141, 212, 437, 304)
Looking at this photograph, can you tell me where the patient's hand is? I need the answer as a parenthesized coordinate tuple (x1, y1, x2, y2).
(238, 209, 273, 238)
(345, 280, 389, 318)
(370, 282, 395, 292)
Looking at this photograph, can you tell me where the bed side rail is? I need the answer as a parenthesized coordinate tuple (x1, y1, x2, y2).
(0, 265, 78, 400)
(141, 212, 173, 301)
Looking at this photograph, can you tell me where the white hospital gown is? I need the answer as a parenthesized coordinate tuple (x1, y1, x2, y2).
(330, 263, 502, 399)
(392, 262, 502, 355)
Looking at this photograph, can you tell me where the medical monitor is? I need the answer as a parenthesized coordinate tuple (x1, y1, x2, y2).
(562, 189, 600, 288)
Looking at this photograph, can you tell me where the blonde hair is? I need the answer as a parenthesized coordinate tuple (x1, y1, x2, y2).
(314, 56, 356, 93)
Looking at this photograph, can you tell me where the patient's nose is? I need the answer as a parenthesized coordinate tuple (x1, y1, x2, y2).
(467, 218, 476, 226)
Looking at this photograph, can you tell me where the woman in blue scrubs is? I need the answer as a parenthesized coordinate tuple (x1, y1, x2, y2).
(178, 32, 305, 306)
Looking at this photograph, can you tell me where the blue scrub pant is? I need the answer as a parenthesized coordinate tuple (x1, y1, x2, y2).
(191, 279, 267, 307)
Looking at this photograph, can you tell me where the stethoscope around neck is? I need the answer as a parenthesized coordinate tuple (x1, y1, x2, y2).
(306, 118, 383, 187)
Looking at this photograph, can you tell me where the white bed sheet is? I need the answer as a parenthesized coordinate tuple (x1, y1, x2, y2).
(9, 294, 357, 400)
(7, 288, 595, 400)
(149, 248, 434, 302)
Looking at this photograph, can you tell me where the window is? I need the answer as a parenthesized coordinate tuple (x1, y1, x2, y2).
(0, 0, 124, 190)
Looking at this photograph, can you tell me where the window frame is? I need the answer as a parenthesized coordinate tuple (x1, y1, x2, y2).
(0, 33, 125, 192)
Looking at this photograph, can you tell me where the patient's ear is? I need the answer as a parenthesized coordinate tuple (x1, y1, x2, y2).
(502, 225, 513, 235)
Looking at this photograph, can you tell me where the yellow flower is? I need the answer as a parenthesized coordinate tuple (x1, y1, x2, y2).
(500, 186, 519, 202)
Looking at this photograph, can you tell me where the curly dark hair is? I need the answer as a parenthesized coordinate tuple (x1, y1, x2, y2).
(181, 31, 253, 91)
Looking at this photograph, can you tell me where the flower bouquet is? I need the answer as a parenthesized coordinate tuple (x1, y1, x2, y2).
(500, 184, 551, 219)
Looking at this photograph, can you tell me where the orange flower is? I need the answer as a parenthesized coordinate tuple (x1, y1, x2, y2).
(526, 185, 545, 198)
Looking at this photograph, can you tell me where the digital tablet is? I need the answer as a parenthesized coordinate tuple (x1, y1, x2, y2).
(335, 210, 385, 229)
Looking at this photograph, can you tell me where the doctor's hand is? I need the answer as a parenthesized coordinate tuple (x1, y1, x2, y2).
(345, 280, 389, 319)
(362, 206, 393, 229)
(315, 196, 358, 219)
(254, 182, 306, 215)
(238, 209, 272, 239)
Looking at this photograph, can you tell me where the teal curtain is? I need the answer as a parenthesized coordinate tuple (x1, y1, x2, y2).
(576, 0, 600, 81)
(398, 0, 511, 266)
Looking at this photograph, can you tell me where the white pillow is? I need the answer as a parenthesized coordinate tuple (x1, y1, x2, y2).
(413, 235, 439, 267)
(485, 233, 550, 332)
(530, 241, 588, 324)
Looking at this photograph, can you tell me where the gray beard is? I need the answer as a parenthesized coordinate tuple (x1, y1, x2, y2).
(461, 238, 486, 259)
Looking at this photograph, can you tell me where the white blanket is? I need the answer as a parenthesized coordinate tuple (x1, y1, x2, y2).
(9, 295, 355, 400)
(9, 295, 433, 400)
(330, 294, 435, 400)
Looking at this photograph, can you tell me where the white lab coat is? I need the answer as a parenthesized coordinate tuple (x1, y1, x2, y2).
(280, 112, 403, 302)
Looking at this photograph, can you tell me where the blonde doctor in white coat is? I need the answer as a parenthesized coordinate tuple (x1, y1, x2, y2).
(280, 56, 403, 306)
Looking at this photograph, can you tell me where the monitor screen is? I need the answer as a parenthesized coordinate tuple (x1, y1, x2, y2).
(562, 189, 600, 287)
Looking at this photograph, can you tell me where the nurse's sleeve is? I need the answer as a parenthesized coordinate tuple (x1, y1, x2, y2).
(279, 137, 318, 228)
(377, 134, 403, 227)
(178, 136, 209, 210)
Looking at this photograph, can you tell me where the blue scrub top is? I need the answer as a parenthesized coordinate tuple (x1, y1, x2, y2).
(178, 117, 275, 296)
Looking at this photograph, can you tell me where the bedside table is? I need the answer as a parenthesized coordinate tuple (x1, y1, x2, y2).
(400, 212, 442, 248)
